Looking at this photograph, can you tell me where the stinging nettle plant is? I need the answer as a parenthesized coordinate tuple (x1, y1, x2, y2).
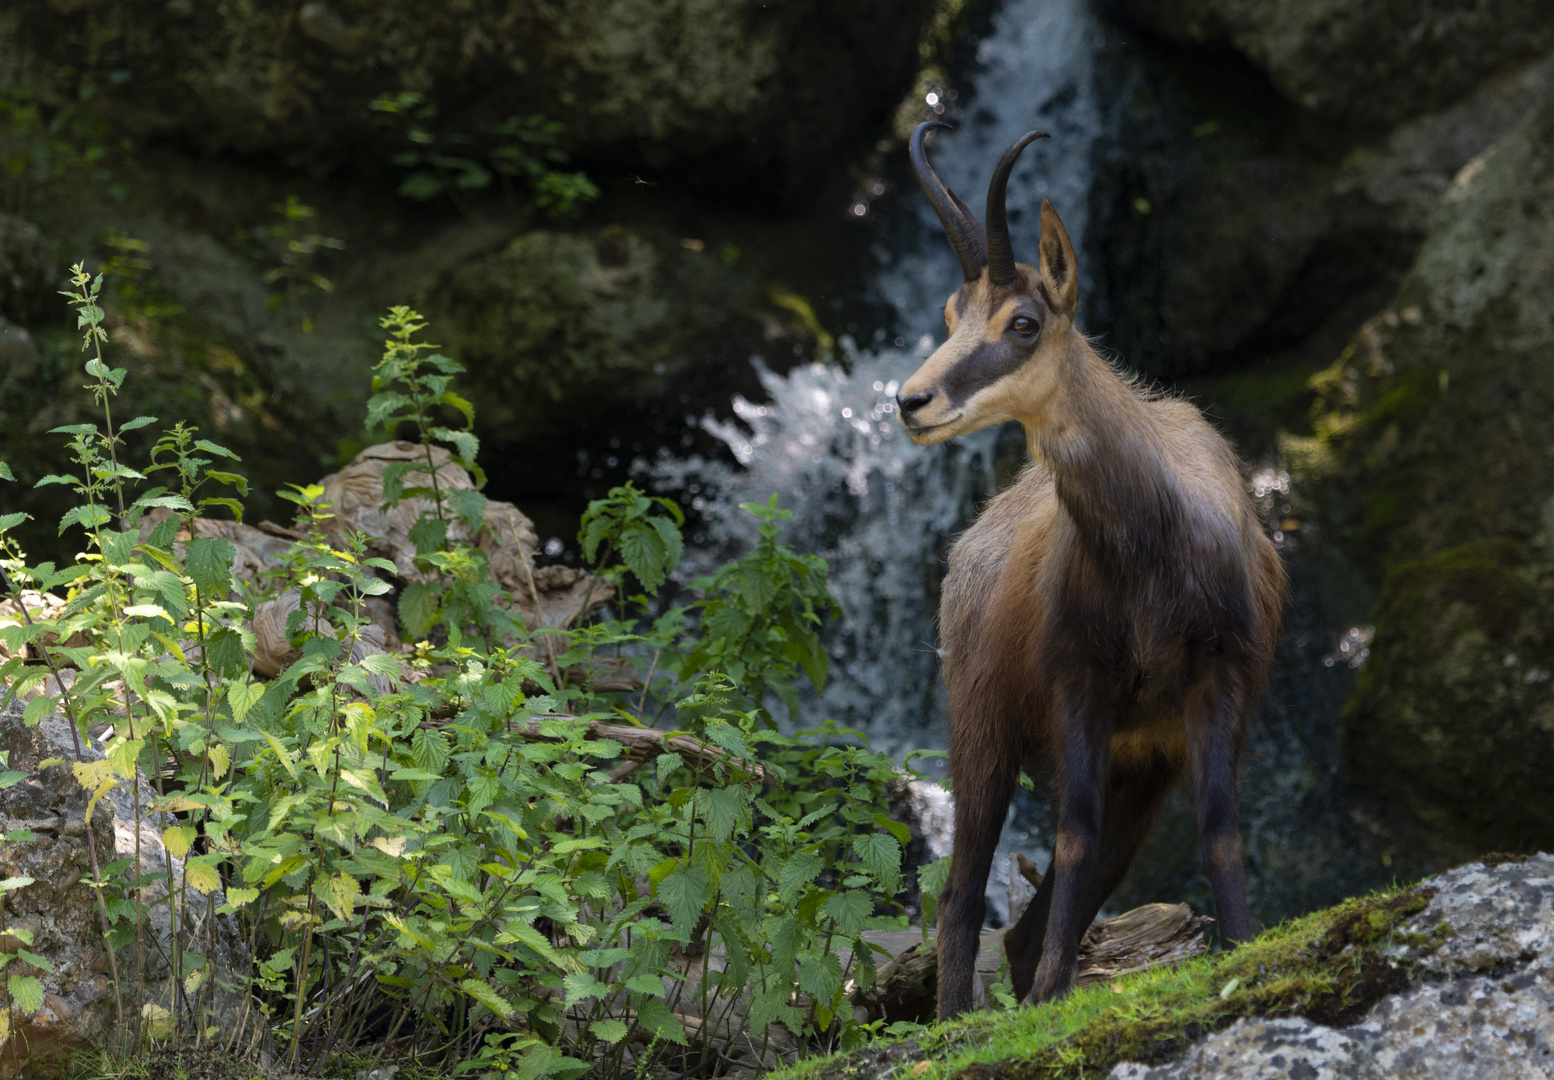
(0, 278, 927, 1078)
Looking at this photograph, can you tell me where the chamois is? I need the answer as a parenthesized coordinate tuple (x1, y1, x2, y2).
(897, 122, 1286, 1018)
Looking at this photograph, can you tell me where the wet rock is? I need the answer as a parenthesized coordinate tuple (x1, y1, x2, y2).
(1109, 855, 1554, 1079)
(1118, 0, 1554, 127)
(1090, 42, 1552, 378)
(420, 226, 807, 441)
(1287, 78, 1554, 863)
(9, 0, 933, 199)
(0, 698, 245, 1077)
(0, 213, 53, 324)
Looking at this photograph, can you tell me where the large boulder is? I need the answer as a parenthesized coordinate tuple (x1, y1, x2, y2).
(0, 698, 245, 1078)
(1110, 855, 1554, 1079)
(420, 225, 813, 440)
(1118, 0, 1554, 126)
(8, 0, 934, 200)
(1090, 47, 1553, 378)
(1287, 80, 1554, 864)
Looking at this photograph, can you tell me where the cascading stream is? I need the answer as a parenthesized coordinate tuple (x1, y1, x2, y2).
(647, 0, 1384, 930)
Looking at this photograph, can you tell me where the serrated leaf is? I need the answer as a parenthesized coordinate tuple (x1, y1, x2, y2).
(398, 582, 437, 639)
(0, 461, 12, 481)
(322, 871, 360, 922)
(185, 536, 235, 599)
(695, 786, 743, 843)
(591, 1019, 629, 1045)
(15, 950, 52, 974)
(372, 835, 408, 857)
(447, 487, 486, 531)
(619, 524, 668, 593)
(227, 680, 263, 725)
(8, 975, 43, 1013)
(206, 744, 230, 780)
(460, 977, 514, 1019)
(853, 832, 902, 894)
(119, 415, 158, 431)
(634, 998, 688, 1045)
(776, 850, 823, 903)
(655, 863, 711, 935)
(186, 860, 222, 895)
(822, 889, 872, 937)
(162, 825, 196, 859)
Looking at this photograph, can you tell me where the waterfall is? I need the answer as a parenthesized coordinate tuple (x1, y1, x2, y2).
(644, 0, 1110, 924)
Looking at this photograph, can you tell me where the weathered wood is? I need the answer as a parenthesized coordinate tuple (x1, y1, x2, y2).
(852, 902, 1211, 1023)
(512, 714, 766, 783)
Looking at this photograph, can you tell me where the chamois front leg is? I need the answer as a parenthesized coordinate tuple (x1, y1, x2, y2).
(935, 751, 1019, 1020)
(1186, 673, 1254, 945)
(1006, 747, 1179, 1000)
(1024, 686, 1109, 1006)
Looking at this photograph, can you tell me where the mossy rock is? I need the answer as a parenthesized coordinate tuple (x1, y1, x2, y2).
(8, 0, 934, 201)
(1118, 0, 1554, 126)
(1278, 79, 1554, 860)
(419, 225, 811, 441)
(1344, 540, 1554, 863)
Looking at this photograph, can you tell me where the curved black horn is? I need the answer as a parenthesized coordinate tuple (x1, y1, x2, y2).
(910, 121, 987, 282)
(985, 130, 1049, 287)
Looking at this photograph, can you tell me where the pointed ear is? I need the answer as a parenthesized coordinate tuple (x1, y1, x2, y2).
(1038, 199, 1078, 318)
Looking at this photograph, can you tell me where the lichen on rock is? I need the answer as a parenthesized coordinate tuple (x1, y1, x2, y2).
(1283, 77, 1554, 864)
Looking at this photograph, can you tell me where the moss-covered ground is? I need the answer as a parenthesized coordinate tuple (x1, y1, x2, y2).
(778, 881, 1442, 1080)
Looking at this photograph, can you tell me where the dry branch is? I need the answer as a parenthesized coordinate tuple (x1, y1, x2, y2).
(851, 901, 1211, 1023)
(511, 714, 766, 784)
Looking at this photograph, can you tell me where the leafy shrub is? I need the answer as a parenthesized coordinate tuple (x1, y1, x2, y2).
(0, 281, 921, 1078)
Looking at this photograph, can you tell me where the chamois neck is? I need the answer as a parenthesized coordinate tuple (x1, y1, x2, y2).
(1024, 340, 1179, 569)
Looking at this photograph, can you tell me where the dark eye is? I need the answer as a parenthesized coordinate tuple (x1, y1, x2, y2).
(1011, 316, 1038, 337)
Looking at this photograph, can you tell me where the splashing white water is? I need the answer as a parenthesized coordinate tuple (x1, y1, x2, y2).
(648, 0, 1111, 925)
(648, 343, 1006, 762)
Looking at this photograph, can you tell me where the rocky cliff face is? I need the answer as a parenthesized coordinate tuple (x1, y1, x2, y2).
(1292, 84, 1554, 868)
(1111, 855, 1554, 1079)
(8, 0, 932, 201)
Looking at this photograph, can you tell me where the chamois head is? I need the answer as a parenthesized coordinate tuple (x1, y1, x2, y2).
(896, 122, 1079, 445)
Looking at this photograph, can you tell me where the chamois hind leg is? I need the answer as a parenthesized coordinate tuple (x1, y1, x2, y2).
(1023, 683, 1109, 1006)
(1185, 673, 1254, 945)
(1006, 748, 1179, 1001)
(935, 729, 1021, 1020)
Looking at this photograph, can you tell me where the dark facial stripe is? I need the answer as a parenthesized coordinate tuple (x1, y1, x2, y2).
(941, 339, 1029, 407)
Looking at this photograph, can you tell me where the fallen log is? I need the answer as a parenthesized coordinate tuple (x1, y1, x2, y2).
(511, 714, 766, 784)
(851, 901, 1212, 1024)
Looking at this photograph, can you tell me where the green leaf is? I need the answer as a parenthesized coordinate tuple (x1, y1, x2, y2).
(0, 461, 12, 481)
(633, 998, 688, 1045)
(775, 851, 823, 903)
(590, 1019, 629, 1045)
(398, 582, 437, 639)
(119, 415, 158, 432)
(655, 863, 712, 935)
(618, 524, 667, 593)
(447, 487, 487, 531)
(0, 512, 26, 532)
(227, 680, 264, 725)
(695, 786, 743, 843)
(205, 626, 247, 679)
(185, 536, 236, 598)
(460, 977, 515, 1020)
(822, 889, 873, 937)
(8, 975, 43, 1013)
(193, 439, 240, 460)
(853, 832, 903, 895)
(408, 514, 449, 557)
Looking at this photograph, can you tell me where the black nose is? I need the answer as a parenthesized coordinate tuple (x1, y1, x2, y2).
(897, 391, 934, 418)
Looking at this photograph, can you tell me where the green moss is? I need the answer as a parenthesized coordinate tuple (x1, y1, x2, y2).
(782, 884, 1434, 1080)
(1342, 539, 1554, 863)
